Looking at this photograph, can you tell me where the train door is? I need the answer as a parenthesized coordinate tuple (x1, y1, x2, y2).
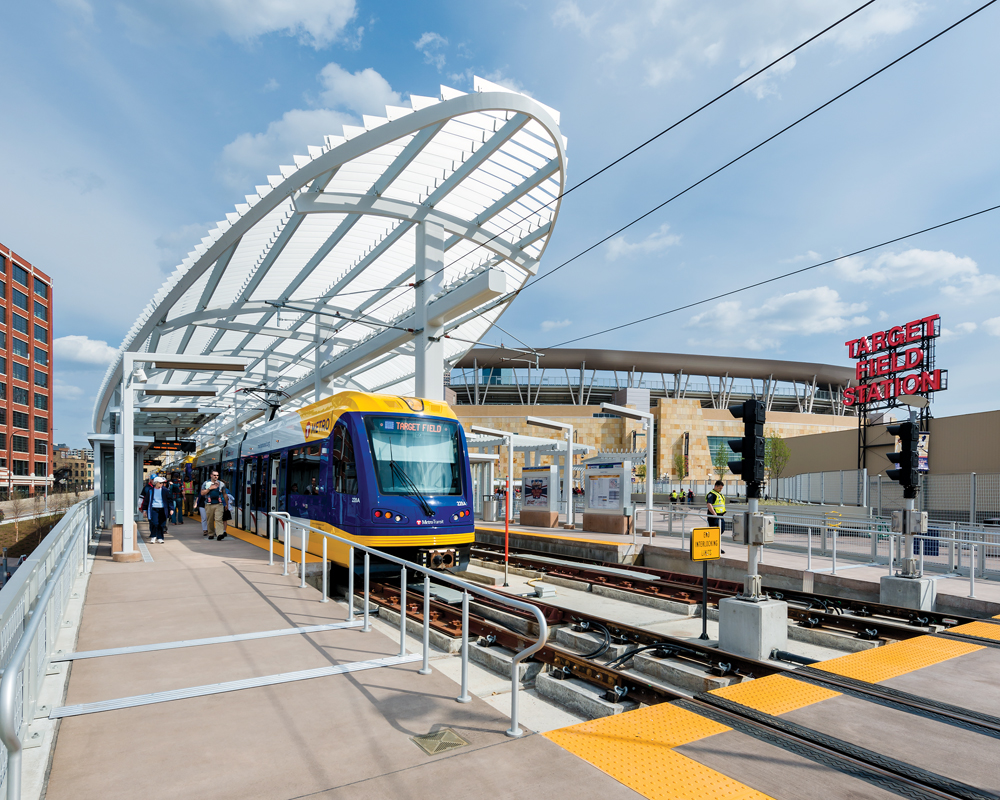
(255, 455, 273, 536)
(243, 458, 256, 534)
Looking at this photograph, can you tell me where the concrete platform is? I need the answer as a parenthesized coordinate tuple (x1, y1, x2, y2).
(44, 523, 642, 800)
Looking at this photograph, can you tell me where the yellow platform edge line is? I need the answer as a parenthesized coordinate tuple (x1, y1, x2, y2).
(544, 704, 774, 800)
(813, 634, 983, 683)
(950, 621, 1000, 642)
(709, 674, 840, 716)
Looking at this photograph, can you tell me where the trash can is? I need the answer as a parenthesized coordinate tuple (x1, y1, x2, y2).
(482, 499, 498, 522)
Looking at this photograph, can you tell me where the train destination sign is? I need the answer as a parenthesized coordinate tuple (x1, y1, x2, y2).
(690, 527, 721, 562)
(842, 314, 946, 407)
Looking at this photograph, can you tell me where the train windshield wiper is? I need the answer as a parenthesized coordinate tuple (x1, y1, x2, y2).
(390, 459, 435, 517)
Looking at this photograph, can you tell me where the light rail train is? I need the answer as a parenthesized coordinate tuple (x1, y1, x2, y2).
(188, 391, 475, 571)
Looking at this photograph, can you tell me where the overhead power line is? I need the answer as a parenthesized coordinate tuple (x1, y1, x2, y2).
(545, 202, 1000, 348)
(514, 0, 998, 300)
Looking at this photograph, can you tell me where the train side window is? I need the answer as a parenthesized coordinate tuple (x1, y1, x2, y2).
(277, 453, 287, 512)
(332, 422, 357, 495)
(289, 444, 322, 496)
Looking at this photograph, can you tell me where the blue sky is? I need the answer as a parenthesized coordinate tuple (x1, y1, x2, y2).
(1, 0, 998, 447)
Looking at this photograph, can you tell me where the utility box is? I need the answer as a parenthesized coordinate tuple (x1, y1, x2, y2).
(733, 512, 774, 544)
(891, 509, 928, 534)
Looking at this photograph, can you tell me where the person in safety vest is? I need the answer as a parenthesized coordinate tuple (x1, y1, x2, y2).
(706, 480, 726, 529)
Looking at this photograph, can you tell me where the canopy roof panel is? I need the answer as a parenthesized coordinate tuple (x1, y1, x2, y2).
(93, 78, 567, 440)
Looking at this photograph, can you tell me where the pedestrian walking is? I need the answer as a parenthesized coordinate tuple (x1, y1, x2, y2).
(197, 489, 208, 536)
(687, 489, 694, 505)
(200, 470, 229, 540)
(169, 475, 184, 524)
(183, 473, 196, 517)
(139, 476, 173, 543)
(706, 480, 726, 530)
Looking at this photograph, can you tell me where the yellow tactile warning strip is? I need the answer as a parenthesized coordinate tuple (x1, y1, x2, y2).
(949, 621, 1000, 642)
(544, 703, 774, 800)
(813, 635, 983, 683)
(224, 525, 325, 562)
(708, 674, 840, 716)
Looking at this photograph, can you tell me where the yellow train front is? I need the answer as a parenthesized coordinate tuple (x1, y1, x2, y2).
(225, 391, 475, 573)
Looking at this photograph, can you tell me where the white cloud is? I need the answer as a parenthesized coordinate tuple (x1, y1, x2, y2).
(541, 319, 572, 332)
(415, 32, 448, 70)
(54, 335, 119, 367)
(54, 378, 85, 402)
(115, 0, 358, 48)
(877, 310, 890, 321)
(318, 63, 402, 115)
(606, 224, 681, 261)
(218, 107, 354, 191)
(262, 78, 280, 92)
(941, 322, 978, 339)
(688, 286, 868, 351)
(983, 318, 1000, 337)
(553, 1, 598, 36)
(837, 248, 1000, 299)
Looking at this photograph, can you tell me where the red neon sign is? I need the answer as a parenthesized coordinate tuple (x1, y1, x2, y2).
(842, 314, 945, 407)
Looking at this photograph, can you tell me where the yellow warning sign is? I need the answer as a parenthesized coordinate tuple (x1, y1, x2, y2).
(690, 526, 721, 561)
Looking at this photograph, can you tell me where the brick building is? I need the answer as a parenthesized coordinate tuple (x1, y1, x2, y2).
(53, 444, 93, 491)
(0, 243, 53, 497)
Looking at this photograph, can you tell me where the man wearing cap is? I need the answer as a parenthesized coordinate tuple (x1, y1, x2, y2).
(139, 476, 173, 544)
(200, 470, 229, 540)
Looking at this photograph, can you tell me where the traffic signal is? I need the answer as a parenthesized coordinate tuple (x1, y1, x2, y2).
(728, 399, 766, 495)
(886, 421, 919, 498)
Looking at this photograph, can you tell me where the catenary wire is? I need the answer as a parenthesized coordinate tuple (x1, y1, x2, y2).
(313, 0, 883, 328)
(544, 202, 1000, 348)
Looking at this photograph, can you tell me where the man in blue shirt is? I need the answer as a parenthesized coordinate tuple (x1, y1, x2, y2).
(139, 476, 173, 543)
(200, 470, 229, 540)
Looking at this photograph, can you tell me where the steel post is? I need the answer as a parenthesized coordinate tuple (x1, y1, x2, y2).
(807, 528, 813, 571)
(362, 552, 371, 632)
(347, 547, 355, 622)
(832, 528, 837, 575)
(970, 545, 977, 598)
(457, 590, 471, 703)
(321, 537, 329, 603)
(300, 524, 308, 589)
(268, 514, 274, 566)
(419, 576, 431, 675)
(283, 519, 289, 577)
(399, 566, 407, 657)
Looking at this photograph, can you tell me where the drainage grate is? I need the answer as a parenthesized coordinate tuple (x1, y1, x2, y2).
(410, 728, 470, 756)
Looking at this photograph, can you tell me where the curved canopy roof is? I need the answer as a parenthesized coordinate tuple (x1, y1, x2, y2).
(93, 78, 567, 439)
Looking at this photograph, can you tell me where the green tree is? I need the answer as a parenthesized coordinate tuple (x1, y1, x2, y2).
(672, 451, 686, 480)
(765, 429, 791, 486)
(712, 445, 730, 482)
(634, 463, 646, 480)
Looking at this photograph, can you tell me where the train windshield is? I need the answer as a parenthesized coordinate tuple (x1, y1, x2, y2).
(365, 417, 463, 497)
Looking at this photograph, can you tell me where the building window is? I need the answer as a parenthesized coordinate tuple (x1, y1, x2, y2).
(34, 370, 46, 388)
(706, 437, 738, 472)
(11, 288, 28, 312)
(12, 363, 27, 382)
(34, 347, 47, 366)
(34, 394, 47, 410)
(13, 460, 28, 476)
(34, 416, 47, 433)
(13, 387, 27, 405)
(35, 461, 47, 477)
(34, 324, 46, 344)
(12, 314, 28, 335)
(33, 301, 46, 322)
(0, 458, 6, 468)
(12, 264, 27, 287)
(0, 409, 5, 425)
(0, 435, 5, 451)
(0, 333, 5, 350)
(12, 411, 28, 429)
(0, 256, 5, 273)
(34, 439, 46, 454)
(12, 436, 28, 453)
(0, 383, 6, 400)
(34, 281, 47, 299)
(12, 338, 27, 358)
(0, 359, 5, 376)
(0, 283, 5, 300)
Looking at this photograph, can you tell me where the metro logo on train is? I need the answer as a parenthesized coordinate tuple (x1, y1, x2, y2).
(842, 314, 947, 407)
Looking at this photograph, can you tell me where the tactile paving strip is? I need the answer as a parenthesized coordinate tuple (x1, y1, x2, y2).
(949, 621, 1000, 642)
(544, 703, 774, 800)
(813, 635, 982, 683)
(708, 674, 840, 716)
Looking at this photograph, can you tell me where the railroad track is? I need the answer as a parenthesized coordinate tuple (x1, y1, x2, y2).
(362, 579, 1000, 800)
(471, 543, 984, 643)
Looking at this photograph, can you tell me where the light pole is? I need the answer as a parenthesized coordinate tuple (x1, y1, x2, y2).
(601, 402, 654, 536)
(526, 417, 575, 529)
(470, 425, 515, 587)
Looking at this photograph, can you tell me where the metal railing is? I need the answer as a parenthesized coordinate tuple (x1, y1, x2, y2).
(0, 496, 96, 800)
(266, 512, 548, 737)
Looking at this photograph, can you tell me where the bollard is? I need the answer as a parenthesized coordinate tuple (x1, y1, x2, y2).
(457, 590, 471, 703)
(419, 575, 431, 675)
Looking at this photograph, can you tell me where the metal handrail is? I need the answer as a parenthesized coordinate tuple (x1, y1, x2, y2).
(0, 496, 95, 800)
(265, 512, 547, 737)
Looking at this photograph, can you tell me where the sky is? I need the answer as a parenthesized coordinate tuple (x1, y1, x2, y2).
(1, 0, 998, 448)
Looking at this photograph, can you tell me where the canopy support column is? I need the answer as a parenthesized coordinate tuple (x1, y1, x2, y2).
(414, 221, 445, 401)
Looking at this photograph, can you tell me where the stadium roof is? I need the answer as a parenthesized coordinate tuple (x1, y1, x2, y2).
(92, 78, 567, 439)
